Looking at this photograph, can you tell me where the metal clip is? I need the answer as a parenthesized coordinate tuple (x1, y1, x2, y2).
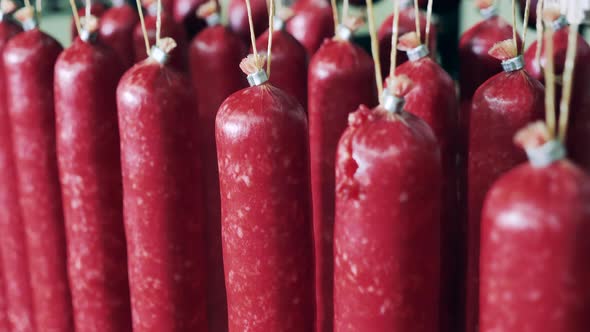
(336, 24, 352, 41)
(407, 45, 429, 62)
(150, 45, 169, 64)
(526, 140, 567, 167)
(205, 12, 220, 26)
(382, 90, 405, 114)
(21, 17, 37, 31)
(273, 16, 285, 31)
(247, 69, 269, 86)
(551, 15, 568, 31)
(79, 29, 97, 43)
(501, 55, 524, 72)
(480, 6, 498, 20)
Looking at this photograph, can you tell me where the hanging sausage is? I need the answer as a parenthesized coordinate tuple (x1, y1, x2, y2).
(188, 1, 247, 331)
(308, 1, 377, 330)
(378, 0, 436, 78)
(286, 0, 334, 56)
(228, 0, 267, 41)
(55, 7, 132, 332)
(466, 1, 544, 331)
(4, 5, 74, 332)
(99, 0, 139, 68)
(334, 0, 442, 329)
(117, 2, 208, 330)
(172, 0, 207, 38)
(255, 8, 307, 107)
(216, 1, 315, 330)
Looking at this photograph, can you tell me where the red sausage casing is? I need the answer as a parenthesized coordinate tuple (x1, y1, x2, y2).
(189, 23, 247, 332)
(524, 24, 590, 172)
(133, 13, 188, 70)
(173, 0, 207, 38)
(0, 17, 36, 332)
(466, 57, 544, 332)
(334, 105, 442, 332)
(308, 38, 377, 332)
(216, 81, 315, 332)
(0, 266, 6, 332)
(117, 52, 208, 332)
(54, 37, 131, 332)
(378, 5, 436, 78)
(480, 143, 590, 332)
(4, 28, 74, 332)
(255, 27, 307, 107)
(99, 3, 139, 68)
(286, 0, 334, 56)
(228, 0, 267, 41)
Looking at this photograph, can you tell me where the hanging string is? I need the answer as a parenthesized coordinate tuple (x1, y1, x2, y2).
(85, 0, 91, 19)
(35, 0, 41, 15)
(156, 0, 162, 44)
(245, 0, 260, 67)
(521, 0, 531, 54)
(534, 0, 544, 65)
(389, 0, 401, 79)
(425, 0, 433, 49)
(69, 0, 81, 35)
(557, 22, 579, 142)
(330, 0, 339, 34)
(511, 0, 517, 51)
(135, 0, 150, 56)
(266, 0, 275, 76)
(413, 0, 421, 42)
(366, 0, 382, 99)
(543, 27, 556, 137)
(23, 0, 31, 9)
(342, 0, 349, 23)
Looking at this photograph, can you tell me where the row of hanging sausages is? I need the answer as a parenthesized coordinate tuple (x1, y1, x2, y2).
(0, 0, 588, 331)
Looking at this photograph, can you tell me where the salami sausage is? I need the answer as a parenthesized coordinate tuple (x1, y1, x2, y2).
(117, 37, 208, 332)
(172, 0, 207, 38)
(228, 0, 267, 41)
(333, 77, 442, 332)
(54, 18, 131, 332)
(466, 40, 544, 332)
(308, 20, 377, 332)
(71, 3, 106, 41)
(286, 0, 334, 56)
(99, 1, 139, 68)
(524, 13, 590, 172)
(0, 267, 6, 332)
(3, 8, 74, 332)
(0, 8, 36, 332)
(133, 5, 188, 70)
(255, 17, 307, 107)
(394, 31, 459, 332)
(216, 53, 315, 332)
(378, 0, 436, 78)
(480, 122, 590, 332)
(188, 5, 247, 332)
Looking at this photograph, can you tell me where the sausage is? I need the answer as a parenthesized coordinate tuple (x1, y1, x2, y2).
(216, 56, 315, 332)
(71, 3, 107, 41)
(466, 40, 544, 332)
(228, 0, 267, 41)
(172, 0, 207, 39)
(333, 79, 442, 332)
(378, 0, 436, 78)
(255, 22, 307, 108)
(523, 14, 590, 172)
(519, 0, 538, 28)
(0, 12, 36, 332)
(394, 31, 459, 332)
(0, 267, 6, 332)
(188, 12, 247, 332)
(99, 1, 139, 68)
(480, 122, 590, 332)
(133, 11, 188, 71)
(286, 0, 334, 56)
(117, 38, 208, 332)
(308, 26, 377, 332)
(54, 23, 132, 332)
(3, 11, 74, 332)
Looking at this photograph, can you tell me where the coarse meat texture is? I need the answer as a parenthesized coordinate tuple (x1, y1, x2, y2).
(189, 23, 248, 332)
(308, 38, 377, 332)
(466, 69, 545, 332)
(255, 28, 308, 108)
(333, 105, 442, 332)
(54, 37, 132, 332)
(480, 160, 590, 332)
(117, 60, 208, 332)
(3, 28, 74, 332)
(216, 83, 315, 332)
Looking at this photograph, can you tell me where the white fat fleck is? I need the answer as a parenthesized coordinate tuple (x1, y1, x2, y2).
(399, 192, 408, 202)
(137, 198, 143, 206)
(528, 290, 541, 301)
(350, 264, 358, 276)
(367, 286, 375, 293)
(236, 227, 244, 238)
(496, 210, 537, 230)
(71, 199, 82, 209)
(361, 238, 368, 245)
(379, 299, 392, 315)
(238, 175, 251, 186)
